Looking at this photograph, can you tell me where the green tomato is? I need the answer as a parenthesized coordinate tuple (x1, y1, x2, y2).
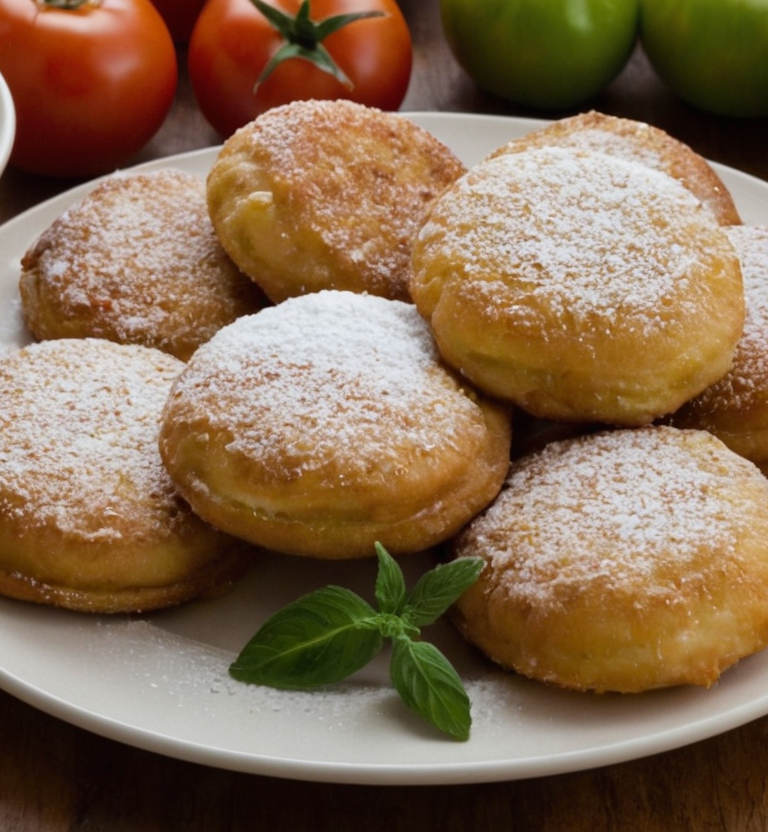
(640, 0, 768, 118)
(439, 0, 640, 110)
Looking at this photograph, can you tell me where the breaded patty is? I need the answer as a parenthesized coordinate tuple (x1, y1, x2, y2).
(490, 110, 741, 225)
(0, 338, 251, 613)
(672, 225, 768, 472)
(411, 146, 744, 426)
(159, 290, 512, 559)
(206, 100, 466, 303)
(451, 426, 768, 693)
(20, 170, 266, 361)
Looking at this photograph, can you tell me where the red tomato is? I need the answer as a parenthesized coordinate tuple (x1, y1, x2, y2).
(188, 0, 412, 137)
(150, 0, 207, 41)
(0, 0, 178, 178)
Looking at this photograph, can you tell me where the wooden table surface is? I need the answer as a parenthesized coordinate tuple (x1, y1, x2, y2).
(2, 2, 768, 829)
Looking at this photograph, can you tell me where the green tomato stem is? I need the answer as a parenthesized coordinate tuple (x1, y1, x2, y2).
(249, 0, 385, 89)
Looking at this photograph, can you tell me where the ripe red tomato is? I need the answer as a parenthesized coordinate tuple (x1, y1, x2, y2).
(188, 0, 412, 137)
(0, 0, 178, 178)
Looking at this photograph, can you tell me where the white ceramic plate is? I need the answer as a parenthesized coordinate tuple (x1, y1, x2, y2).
(1, 113, 768, 786)
(0, 70, 15, 178)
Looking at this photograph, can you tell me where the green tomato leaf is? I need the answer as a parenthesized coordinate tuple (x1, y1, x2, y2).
(374, 541, 407, 616)
(404, 556, 484, 628)
(229, 586, 383, 690)
(254, 42, 351, 89)
(249, 0, 297, 35)
(389, 636, 472, 741)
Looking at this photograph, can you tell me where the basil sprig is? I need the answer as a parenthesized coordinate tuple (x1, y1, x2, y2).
(229, 543, 484, 741)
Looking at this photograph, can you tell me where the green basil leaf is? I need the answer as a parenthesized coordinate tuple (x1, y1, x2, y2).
(374, 542, 407, 616)
(390, 636, 473, 741)
(229, 586, 383, 690)
(404, 557, 485, 628)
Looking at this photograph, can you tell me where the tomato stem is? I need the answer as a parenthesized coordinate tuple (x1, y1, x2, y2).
(249, 0, 385, 89)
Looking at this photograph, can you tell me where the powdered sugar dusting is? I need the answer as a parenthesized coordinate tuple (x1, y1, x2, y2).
(169, 291, 485, 478)
(223, 100, 464, 296)
(691, 225, 768, 412)
(418, 147, 719, 326)
(20, 169, 259, 359)
(460, 428, 755, 606)
(537, 127, 665, 169)
(0, 339, 186, 541)
(82, 617, 521, 740)
(91, 618, 391, 721)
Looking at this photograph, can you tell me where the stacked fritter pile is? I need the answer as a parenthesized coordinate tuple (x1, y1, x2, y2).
(4, 101, 768, 698)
